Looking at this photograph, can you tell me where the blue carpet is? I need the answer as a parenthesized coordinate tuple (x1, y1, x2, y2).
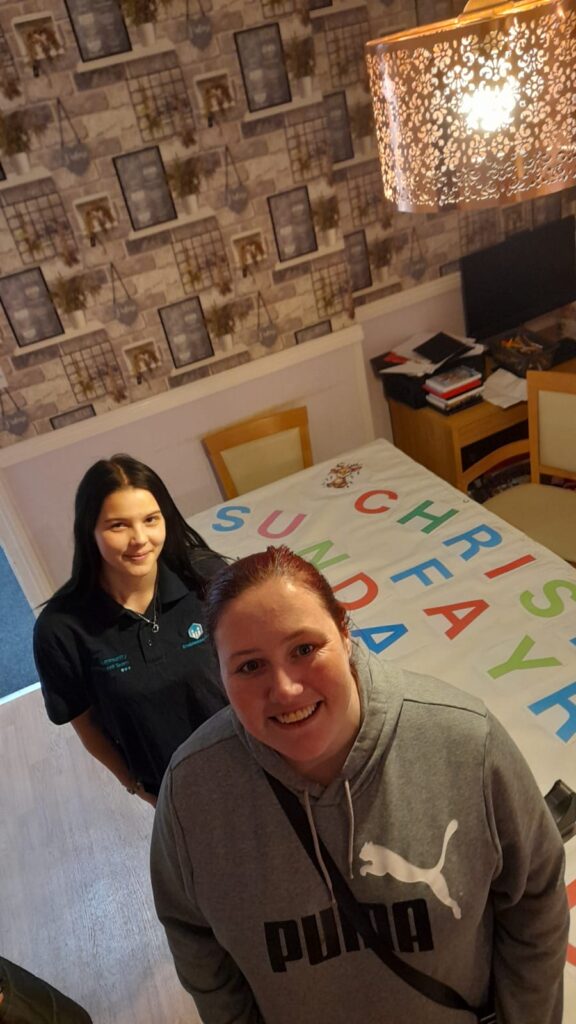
(0, 547, 38, 699)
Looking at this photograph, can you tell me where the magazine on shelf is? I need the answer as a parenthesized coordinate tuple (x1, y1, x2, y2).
(424, 377, 483, 400)
(375, 331, 483, 379)
(412, 333, 472, 363)
(424, 364, 482, 396)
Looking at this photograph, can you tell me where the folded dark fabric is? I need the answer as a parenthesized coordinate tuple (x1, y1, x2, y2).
(0, 958, 92, 1024)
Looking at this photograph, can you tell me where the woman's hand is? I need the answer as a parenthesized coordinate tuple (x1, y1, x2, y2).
(137, 788, 157, 808)
(71, 708, 158, 805)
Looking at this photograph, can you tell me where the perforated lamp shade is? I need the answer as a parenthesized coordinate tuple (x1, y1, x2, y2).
(366, 0, 576, 212)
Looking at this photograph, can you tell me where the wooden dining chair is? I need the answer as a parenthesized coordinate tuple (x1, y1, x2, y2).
(462, 370, 576, 564)
(201, 406, 313, 499)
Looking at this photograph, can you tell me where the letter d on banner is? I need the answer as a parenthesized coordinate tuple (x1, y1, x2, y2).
(333, 572, 378, 610)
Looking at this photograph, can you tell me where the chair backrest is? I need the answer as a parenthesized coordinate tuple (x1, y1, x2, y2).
(527, 370, 576, 483)
(202, 407, 313, 499)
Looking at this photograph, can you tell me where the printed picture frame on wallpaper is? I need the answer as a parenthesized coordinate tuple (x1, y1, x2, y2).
(158, 296, 214, 368)
(0, 267, 65, 347)
(268, 186, 317, 262)
(113, 146, 176, 232)
(64, 0, 132, 62)
(235, 24, 292, 113)
(295, 320, 332, 344)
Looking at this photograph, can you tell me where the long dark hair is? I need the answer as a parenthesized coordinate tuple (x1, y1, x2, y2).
(54, 453, 218, 600)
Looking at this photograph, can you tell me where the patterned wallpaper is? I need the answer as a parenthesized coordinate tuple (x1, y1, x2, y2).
(0, 0, 575, 446)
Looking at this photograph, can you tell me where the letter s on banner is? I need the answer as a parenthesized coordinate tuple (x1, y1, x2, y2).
(212, 506, 251, 532)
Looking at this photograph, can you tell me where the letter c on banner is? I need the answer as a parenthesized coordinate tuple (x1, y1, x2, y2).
(354, 490, 397, 514)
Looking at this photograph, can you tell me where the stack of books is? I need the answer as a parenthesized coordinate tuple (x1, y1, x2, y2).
(424, 365, 484, 414)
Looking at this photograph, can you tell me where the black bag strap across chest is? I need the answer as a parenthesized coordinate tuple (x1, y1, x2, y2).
(264, 771, 496, 1024)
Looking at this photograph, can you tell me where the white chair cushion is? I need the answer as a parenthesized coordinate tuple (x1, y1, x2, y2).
(485, 483, 576, 562)
(221, 428, 304, 495)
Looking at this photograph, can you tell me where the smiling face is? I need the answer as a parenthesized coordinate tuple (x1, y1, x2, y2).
(215, 577, 361, 785)
(94, 486, 166, 593)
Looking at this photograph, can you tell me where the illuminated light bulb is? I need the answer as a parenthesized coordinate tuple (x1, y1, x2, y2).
(366, 0, 576, 211)
(461, 78, 519, 132)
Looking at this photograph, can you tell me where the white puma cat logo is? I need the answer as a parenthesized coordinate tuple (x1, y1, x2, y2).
(359, 820, 462, 920)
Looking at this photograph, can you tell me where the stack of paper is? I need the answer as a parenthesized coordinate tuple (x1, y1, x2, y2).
(377, 331, 484, 378)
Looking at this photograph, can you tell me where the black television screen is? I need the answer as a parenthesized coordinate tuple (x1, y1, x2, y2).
(460, 215, 576, 341)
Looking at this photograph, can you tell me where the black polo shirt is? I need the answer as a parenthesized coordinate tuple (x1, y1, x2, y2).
(33, 560, 227, 794)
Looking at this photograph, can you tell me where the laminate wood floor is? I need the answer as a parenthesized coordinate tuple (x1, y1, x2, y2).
(0, 689, 201, 1024)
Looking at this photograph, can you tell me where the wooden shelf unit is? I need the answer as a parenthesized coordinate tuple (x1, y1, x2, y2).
(388, 357, 576, 492)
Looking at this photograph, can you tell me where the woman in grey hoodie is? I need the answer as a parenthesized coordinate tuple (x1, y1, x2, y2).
(151, 545, 569, 1024)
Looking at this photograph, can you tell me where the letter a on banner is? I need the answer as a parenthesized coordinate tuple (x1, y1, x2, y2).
(424, 600, 488, 639)
(351, 624, 408, 653)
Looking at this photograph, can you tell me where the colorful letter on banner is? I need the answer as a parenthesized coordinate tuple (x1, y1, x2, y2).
(397, 500, 459, 534)
(296, 541, 349, 572)
(354, 490, 397, 514)
(484, 555, 535, 579)
(520, 580, 576, 618)
(442, 525, 502, 561)
(528, 681, 576, 742)
(213, 506, 251, 532)
(258, 510, 307, 539)
(488, 636, 562, 679)
(351, 624, 408, 654)
(391, 559, 453, 587)
(424, 600, 488, 639)
(333, 573, 378, 610)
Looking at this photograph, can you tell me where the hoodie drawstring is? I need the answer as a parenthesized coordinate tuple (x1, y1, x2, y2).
(303, 780, 356, 903)
(344, 779, 355, 880)
(303, 789, 336, 906)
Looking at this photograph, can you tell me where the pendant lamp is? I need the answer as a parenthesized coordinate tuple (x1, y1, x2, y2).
(366, 0, 576, 212)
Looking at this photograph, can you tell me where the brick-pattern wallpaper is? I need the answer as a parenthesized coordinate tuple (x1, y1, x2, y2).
(0, 0, 575, 446)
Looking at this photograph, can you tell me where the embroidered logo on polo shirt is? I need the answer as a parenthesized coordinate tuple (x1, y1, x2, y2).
(182, 622, 206, 650)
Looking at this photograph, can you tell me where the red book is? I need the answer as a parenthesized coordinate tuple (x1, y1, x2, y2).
(424, 378, 482, 400)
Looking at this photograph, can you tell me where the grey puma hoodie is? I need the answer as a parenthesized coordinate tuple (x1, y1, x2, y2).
(150, 655, 568, 1024)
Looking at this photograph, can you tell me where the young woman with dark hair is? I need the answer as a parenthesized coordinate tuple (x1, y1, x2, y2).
(33, 454, 227, 805)
(151, 544, 568, 1024)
